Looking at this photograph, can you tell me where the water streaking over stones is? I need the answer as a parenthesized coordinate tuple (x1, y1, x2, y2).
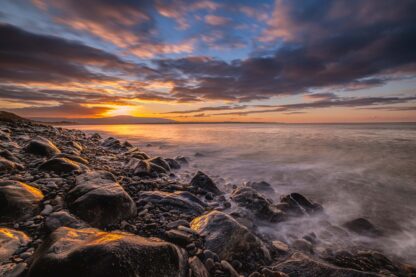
(0, 115, 415, 276)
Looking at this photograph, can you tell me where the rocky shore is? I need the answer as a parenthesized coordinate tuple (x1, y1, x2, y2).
(0, 115, 415, 277)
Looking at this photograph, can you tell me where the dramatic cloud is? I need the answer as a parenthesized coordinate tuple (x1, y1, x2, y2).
(1, 0, 415, 121)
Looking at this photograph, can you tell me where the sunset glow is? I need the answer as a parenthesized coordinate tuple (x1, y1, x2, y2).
(0, 0, 415, 122)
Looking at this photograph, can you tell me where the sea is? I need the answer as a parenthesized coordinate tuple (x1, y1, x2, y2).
(67, 123, 416, 263)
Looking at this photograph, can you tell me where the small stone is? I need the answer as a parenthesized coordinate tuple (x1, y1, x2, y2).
(204, 258, 215, 272)
(220, 260, 239, 277)
(41, 204, 53, 216)
(189, 256, 209, 277)
(272, 240, 289, 253)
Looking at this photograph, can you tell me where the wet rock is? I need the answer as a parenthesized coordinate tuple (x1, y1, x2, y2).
(44, 211, 88, 232)
(190, 171, 222, 195)
(0, 262, 27, 277)
(55, 153, 89, 165)
(247, 181, 275, 194)
(0, 150, 20, 163)
(24, 137, 61, 157)
(189, 256, 209, 277)
(90, 133, 101, 140)
(147, 157, 171, 171)
(221, 260, 240, 277)
(68, 141, 83, 152)
(28, 227, 188, 277)
(0, 228, 31, 262)
(0, 180, 44, 221)
(39, 157, 81, 174)
(291, 239, 313, 253)
(324, 250, 406, 276)
(175, 156, 189, 165)
(272, 252, 378, 277)
(278, 193, 323, 216)
(166, 158, 181, 170)
(127, 159, 168, 177)
(343, 218, 383, 237)
(0, 157, 22, 172)
(0, 130, 11, 141)
(102, 137, 122, 148)
(272, 240, 289, 253)
(190, 211, 271, 271)
(138, 191, 205, 215)
(231, 187, 284, 221)
(67, 171, 136, 228)
(166, 229, 193, 246)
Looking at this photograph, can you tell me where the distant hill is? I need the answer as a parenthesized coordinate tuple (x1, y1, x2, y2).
(32, 115, 176, 125)
(0, 111, 31, 122)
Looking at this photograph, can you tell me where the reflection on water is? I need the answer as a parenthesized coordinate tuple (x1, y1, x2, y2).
(68, 123, 416, 262)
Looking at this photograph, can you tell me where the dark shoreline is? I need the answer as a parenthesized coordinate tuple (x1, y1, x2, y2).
(1, 118, 415, 276)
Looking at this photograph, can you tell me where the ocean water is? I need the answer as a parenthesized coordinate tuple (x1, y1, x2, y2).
(69, 123, 416, 262)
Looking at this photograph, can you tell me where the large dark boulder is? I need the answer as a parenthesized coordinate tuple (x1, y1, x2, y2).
(0, 180, 44, 221)
(147, 157, 171, 172)
(45, 211, 88, 232)
(24, 137, 61, 157)
(0, 228, 31, 262)
(138, 191, 205, 215)
(67, 171, 136, 228)
(278, 193, 323, 216)
(28, 227, 188, 277)
(272, 252, 379, 277)
(231, 187, 284, 222)
(190, 171, 222, 195)
(126, 158, 168, 177)
(190, 211, 271, 272)
(39, 157, 81, 174)
(343, 218, 383, 237)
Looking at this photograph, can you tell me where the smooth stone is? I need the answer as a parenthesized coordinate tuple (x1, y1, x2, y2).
(39, 157, 81, 174)
(190, 171, 222, 195)
(220, 260, 240, 277)
(272, 240, 289, 253)
(0, 228, 31, 262)
(343, 218, 383, 237)
(0, 180, 44, 221)
(44, 211, 87, 232)
(67, 171, 136, 228)
(28, 227, 188, 277)
(40, 204, 53, 216)
(272, 252, 379, 277)
(55, 153, 89, 165)
(147, 157, 171, 171)
(189, 256, 209, 277)
(138, 191, 205, 215)
(24, 137, 61, 157)
(191, 211, 271, 271)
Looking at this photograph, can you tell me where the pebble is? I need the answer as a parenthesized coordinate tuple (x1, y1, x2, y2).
(220, 260, 240, 277)
(41, 204, 53, 215)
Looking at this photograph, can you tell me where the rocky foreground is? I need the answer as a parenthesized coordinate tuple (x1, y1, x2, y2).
(0, 116, 415, 277)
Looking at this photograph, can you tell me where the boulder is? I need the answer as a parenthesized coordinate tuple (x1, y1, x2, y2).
(190, 171, 222, 195)
(190, 211, 271, 271)
(0, 157, 22, 172)
(0, 149, 20, 162)
(188, 256, 209, 277)
(343, 218, 383, 237)
(0, 180, 44, 221)
(272, 252, 378, 277)
(166, 158, 181, 170)
(231, 187, 284, 222)
(247, 181, 275, 194)
(0, 130, 11, 141)
(102, 137, 122, 149)
(39, 157, 81, 174)
(45, 211, 88, 232)
(127, 159, 168, 177)
(0, 228, 30, 262)
(147, 157, 171, 171)
(28, 227, 187, 277)
(67, 171, 136, 227)
(324, 250, 408, 276)
(138, 191, 205, 215)
(55, 153, 89, 165)
(278, 193, 323, 216)
(24, 137, 61, 157)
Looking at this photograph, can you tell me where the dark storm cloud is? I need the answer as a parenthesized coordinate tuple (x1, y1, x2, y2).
(212, 96, 416, 116)
(0, 24, 150, 84)
(153, 0, 416, 102)
(6, 103, 112, 118)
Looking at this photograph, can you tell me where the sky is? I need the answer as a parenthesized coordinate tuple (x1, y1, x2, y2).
(0, 0, 415, 123)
